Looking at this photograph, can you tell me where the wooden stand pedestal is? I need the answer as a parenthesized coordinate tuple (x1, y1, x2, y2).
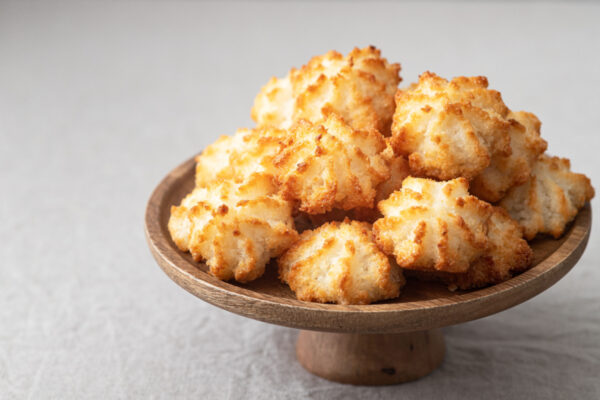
(296, 329, 445, 385)
(146, 158, 591, 386)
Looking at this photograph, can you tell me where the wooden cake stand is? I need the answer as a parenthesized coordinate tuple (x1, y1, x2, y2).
(145, 157, 592, 385)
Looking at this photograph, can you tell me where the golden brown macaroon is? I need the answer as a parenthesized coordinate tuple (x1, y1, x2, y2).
(194, 127, 288, 187)
(499, 154, 594, 240)
(169, 173, 298, 283)
(408, 207, 532, 290)
(470, 111, 548, 202)
(375, 141, 412, 204)
(274, 114, 389, 214)
(252, 46, 401, 135)
(302, 141, 411, 224)
(374, 177, 492, 274)
(391, 72, 511, 180)
(278, 219, 404, 305)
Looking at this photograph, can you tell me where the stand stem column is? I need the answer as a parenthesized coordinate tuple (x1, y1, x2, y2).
(296, 329, 445, 385)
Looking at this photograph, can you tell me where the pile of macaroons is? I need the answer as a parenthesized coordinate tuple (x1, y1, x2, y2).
(169, 46, 594, 305)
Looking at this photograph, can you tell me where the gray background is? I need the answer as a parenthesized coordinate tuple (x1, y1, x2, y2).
(1, 1, 599, 399)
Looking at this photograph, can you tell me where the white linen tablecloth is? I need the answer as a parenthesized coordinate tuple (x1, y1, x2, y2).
(1, 1, 599, 398)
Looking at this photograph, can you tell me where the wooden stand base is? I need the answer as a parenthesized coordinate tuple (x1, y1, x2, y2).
(296, 329, 445, 385)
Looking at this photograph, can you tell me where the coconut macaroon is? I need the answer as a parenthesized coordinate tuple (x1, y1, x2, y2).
(499, 154, 594, 240)
(278, 219, 404, 305)
(375, 141, 412, 204)
(410, 208, 533, 290)
(273, 114, 390, 214)
(194, 127, 289, 187)
(168, 173, 298, 283)
(373, 177, 491, 274)
(391, 72, 512, 180)
(470, 111, 548, 202)
(350, 143, 411, 223)
(301, 142, 411, 225)
(252, 46, 401, 135)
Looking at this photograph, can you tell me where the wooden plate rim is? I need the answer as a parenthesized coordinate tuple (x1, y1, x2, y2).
(145, 156, 592, 333)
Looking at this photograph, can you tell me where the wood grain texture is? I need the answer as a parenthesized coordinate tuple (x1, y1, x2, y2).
(296, 329, 445, 385)
(145, 156, 592, 334)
